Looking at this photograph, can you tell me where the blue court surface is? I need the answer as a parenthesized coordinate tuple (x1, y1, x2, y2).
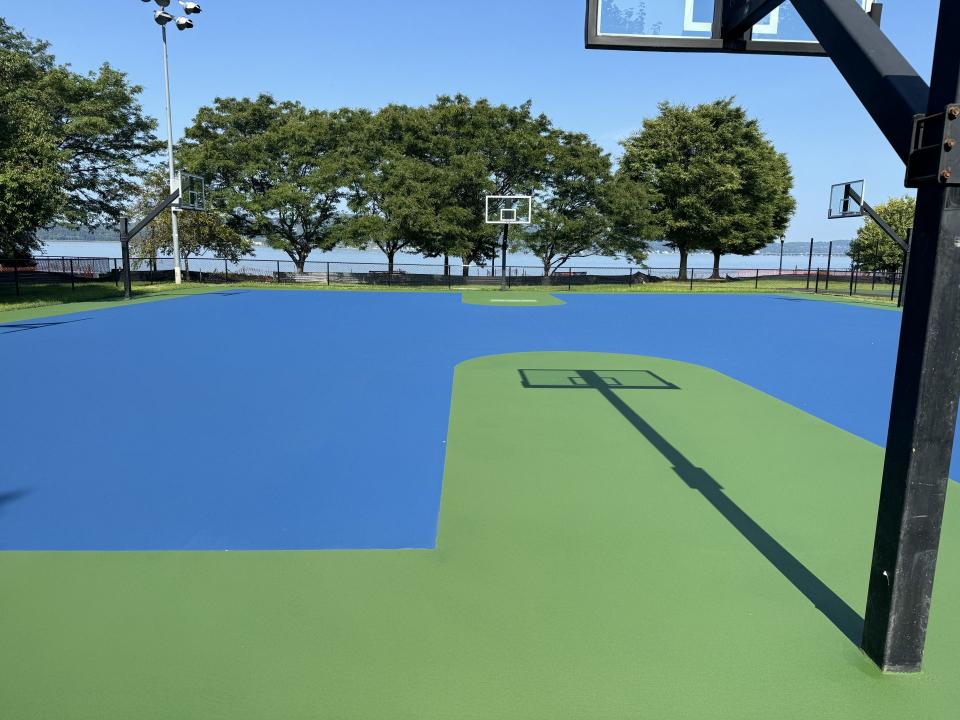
(1, 290, 955, 551)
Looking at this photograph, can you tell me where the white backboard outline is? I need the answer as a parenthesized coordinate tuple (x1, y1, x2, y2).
(176, 172, 206, 212)
(828, 180, 866, 219)
(596, 0, 873, 42)
(485, 195, 533, 225)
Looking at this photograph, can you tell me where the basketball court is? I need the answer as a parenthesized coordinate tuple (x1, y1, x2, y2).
(2, 289, 960, 717)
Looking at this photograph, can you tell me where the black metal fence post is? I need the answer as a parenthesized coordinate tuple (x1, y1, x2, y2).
(224, 258, 229, 283)
(113, 258, 118, 288)
(825, 241, 833, 291)
(327, 262, 331, 286)
(119, 220, 132, 299)
(849, 265, 855, 296)
(13, 262, 19, 296)
(755, 268, 760, 289)
(806, 238, 814, 290)
(689, 269, 694, 292)
(815, 268, 821, 293)
(69, 258, 75, 291)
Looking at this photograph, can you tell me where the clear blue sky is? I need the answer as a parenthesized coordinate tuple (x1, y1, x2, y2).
(3, 1, 941, 243)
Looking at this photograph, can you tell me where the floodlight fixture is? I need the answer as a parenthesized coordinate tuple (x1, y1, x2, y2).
(154, 10, 174, 25)
(179, 1, 202, 14)
(175, 17, 194, 31)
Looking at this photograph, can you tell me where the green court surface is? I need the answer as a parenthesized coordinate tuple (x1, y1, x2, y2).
(2, 352, 958, 719)
(461, 290, 565, 306)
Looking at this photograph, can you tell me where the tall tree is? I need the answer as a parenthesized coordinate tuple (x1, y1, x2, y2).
(519, 133, 657, 277)
(848, 195, 914, 272)
(517, 131, 614, 276)
(0, 18, 159, 256)
(620, 99, 795, 279)
(0, 32, 62, 260)
(340, 104, 468, 273)
(180, 95, 353, 272)
(425, 95, 554, 274)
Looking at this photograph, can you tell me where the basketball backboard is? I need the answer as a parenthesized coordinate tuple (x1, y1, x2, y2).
(485, 195, 533, 225)
(586, 0, 876, 56)
(828, 180, 866, 219)
(176, 172, 206, 211)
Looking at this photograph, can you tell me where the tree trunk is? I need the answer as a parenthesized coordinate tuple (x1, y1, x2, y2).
(387, 251, 395, 275)
(542, 257, 552, 285)
(678, 249, 688, 281)
(295, 255, 306, 273)
(183, 253, 190, 282)
(711, 249, 722, 280)
(443, 253, 450, 276)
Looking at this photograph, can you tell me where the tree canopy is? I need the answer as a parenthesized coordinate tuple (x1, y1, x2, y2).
(180, 95, 355, 272)
(518, 130, 655, 276)
(0, 17, 159, 260)
(848, 195, 913, 272)
(620, 99, 795, 279)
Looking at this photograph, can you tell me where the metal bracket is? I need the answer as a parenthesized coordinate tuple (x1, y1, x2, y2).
(905, 105, 960, 187)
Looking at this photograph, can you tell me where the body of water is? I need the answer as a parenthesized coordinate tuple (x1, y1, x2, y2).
(38, 240, 854, 272)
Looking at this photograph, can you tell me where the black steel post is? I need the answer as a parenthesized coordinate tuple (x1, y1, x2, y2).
(13, 262, 19, 296)
(862, 2, 960, 673)
(113, 258, 118, 288)
(69, 258, 75, 291)
(327, 262, 331, 286)
(755, 268, 760, 289)
(806, 238, 814, 289)
(779, 237, 785, 275)
(501, 224, 509, 291)
(849, 264, 855, 296)
(119, 219, 132, 300)
(825, 241, 833, 290)
(224, 258, 229, 282)
(815, 267, 820, 293)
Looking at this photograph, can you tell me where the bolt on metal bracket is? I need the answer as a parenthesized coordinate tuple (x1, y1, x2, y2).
(906, 105, 960, 187)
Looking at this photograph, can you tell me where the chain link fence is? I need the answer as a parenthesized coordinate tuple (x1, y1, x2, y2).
(0, 255, 905, 305)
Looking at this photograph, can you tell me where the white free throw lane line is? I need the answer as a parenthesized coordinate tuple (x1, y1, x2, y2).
(490, 299, 538, 303)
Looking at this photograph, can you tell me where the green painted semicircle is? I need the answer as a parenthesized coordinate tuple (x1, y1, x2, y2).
(1, 352, 959, 719)
(461, 291, 565, 306)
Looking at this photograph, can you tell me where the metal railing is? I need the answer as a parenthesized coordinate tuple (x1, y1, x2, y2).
(0, 255, 905, 305)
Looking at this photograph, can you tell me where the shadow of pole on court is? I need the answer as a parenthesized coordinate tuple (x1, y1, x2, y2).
(519, 368, 864, 647)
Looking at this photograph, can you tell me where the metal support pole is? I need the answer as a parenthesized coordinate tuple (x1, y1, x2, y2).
(501, 225, 509, 291)
(69, 258, 75, 291)
(755, 267, 760, 289)
(862, 2, 960, 673)
(806, 238, 814, 289)
(689, 269, 694, 292)
(779, 238, 785, 275)
(161, 26, 182, 285)
(113, 258, 118, 288)
(224, 258, 229, 282)
(815, 267, 820, 294)
(849, 264, 855, 296)
(119, 219, 132, 300)
(825, 241, 833, 290)
(327, 261, 331, 286)
(13, 262, 19, 296)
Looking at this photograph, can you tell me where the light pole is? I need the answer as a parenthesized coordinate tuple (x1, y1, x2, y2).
(142, 0, 202, 284)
